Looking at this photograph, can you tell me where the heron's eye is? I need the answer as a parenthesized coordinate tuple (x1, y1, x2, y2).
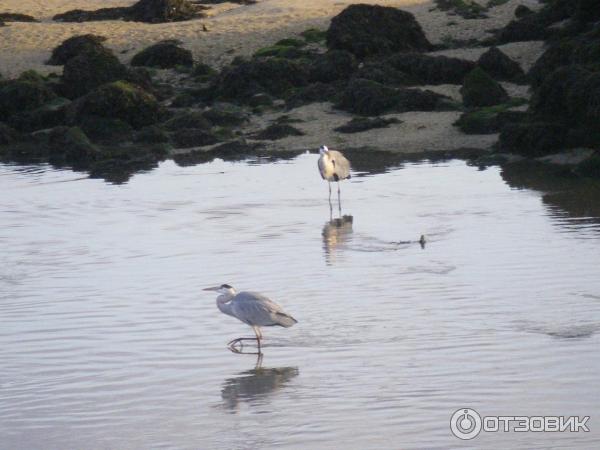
(221, 284, 231, 289)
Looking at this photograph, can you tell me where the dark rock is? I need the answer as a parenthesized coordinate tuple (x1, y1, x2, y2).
(47, 126, 99, 164)
(334, 116, 400, 133)
(128, 0, 202, 23)
(212, 57, 309, 101)
(78, 115, 134, 143)
(301, 28, 327, 43)
(164, 110, 211, 130)
(386, 52, 476, 84)
(253, 123, 303, 140)
(575, 153, 600, 178)
(0, 122, 21, 144)
(477, 46, 524, 81)
(434, 0, 487, 19)
(202, 103, 248, 126)
(0, 77, 57, 121)
(53, 7, 129, 22)
(354, 59, 417, 86)
(336, 78, 448, 116)
(460, 67, 509, 107)
(529, 27, 600, 88)
(61, 47, 128, 98)
(498, 122, 568, 156)
(326, 4, 432, 58)
(573, 0, 600, 25)
(9, 97, 71, 132)
(0, 12, 38, 22)
(514, 4, 533, 18)
(253, 44, 310, 59)
(193, 63, 217, 81)
(53, 0, 203, 23)
(134, 125, 170, 143)
(169, 128, 218, 148)
(248, 93, 274, 107)
(309, 50, 358, 83)
(88, 143, 169, 183)
(130, 40, 193, 68)
(285, 82, 340, 108)
(47, 34, 108, 65)
(71, 81, 161, 128)
(495, 15, 549, 44)
(454, 103, 527, 134)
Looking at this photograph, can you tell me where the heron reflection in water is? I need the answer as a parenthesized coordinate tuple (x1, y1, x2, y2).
(221, 353, 299, 412)
(322, 214, 354, 264)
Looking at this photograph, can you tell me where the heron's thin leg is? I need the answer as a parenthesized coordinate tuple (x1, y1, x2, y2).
(337, 182, 342, 214)
(328, 182, 331, 201)
(253, 326, 262, 353)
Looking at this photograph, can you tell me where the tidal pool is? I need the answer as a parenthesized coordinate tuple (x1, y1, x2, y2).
(1, 154, 599, 449)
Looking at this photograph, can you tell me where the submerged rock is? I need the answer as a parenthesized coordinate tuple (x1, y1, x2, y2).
(61, 47, 128, 98)
(47, 34, 108, 66)
(460, 67, 509, 107)
(130, 40, 193, 68)
(498, 122, 568, 156)
(326, 4, 431, 58)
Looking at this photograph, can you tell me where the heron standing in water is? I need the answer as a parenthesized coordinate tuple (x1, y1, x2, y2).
(317, 146, 351, 207)
(203, 284, 297, 353)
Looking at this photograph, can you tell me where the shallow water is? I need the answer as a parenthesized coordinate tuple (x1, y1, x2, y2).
(1, 155, 599, 449)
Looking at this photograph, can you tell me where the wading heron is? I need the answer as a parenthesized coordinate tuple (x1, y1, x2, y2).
(317, 146, 351, 206)
(203, 284, 297, 353)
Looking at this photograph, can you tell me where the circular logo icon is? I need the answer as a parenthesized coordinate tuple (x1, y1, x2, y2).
(450, 408, 482, 440)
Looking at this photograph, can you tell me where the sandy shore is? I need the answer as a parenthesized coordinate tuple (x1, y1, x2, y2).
(0, 0, 546, 154)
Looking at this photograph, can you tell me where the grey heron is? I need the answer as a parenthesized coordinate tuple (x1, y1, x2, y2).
(203, 284, 297, 352)
(317, 145, 351, 205)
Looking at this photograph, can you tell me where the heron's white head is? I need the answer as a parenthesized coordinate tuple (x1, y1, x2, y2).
(319, 145, 329, 155)
(203, 284, 236, 295)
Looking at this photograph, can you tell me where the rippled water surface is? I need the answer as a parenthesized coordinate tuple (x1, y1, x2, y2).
(1, 155, 600, 449)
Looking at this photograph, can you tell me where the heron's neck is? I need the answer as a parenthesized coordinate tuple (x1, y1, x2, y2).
(217, 292, 236, 317)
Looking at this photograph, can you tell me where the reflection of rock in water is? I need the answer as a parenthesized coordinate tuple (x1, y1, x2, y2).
(500, 161, 600, 224)
(322, 215, 353, 264)
(221, 366, 299, 412)
(516, 321, 598, 340)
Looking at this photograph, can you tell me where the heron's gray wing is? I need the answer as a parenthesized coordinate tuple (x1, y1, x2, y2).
(328, 150, 351, 179)
(232, 292, 297, 327)
(317, 155, 327, 179)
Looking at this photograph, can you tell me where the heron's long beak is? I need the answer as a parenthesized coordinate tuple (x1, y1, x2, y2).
(203, 286, 220, 292)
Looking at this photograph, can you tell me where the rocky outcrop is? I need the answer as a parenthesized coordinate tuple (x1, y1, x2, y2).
(130, 40, 194, 68)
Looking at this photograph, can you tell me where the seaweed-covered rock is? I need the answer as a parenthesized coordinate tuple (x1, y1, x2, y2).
(203, 103, 248, 126)
(47, 34, 107, 65)
(575, 153, 600, 178)
(0, 122, 21, 144)
(387, 52, 476, 84)
(336, 78, 448, 115)
(128, 0, 201, 23)
(514, 4, 533, 18)
(460, 67, 509, 107)
(213, 57, 309, 101)
(528, 27, 600, 88)
(309, 50, 358, 83)
(496, 15, 549, 44)
(134, 125, 170, 143)
(47, 126, 99, 164)
(498, 122, 568, 156)
(0, 12, 38, 22)
(253, 123, 303, 140)
(169, 128, 218, 148)
(454, 103, 527, 134)
(531, 65, 590, 121)
(477, 47, 524, 81)
(285, 82, 340, 108)
(78, 115, 134, 143)
(61, 47, 128, 98)
(0, 78, 57, 121)
(163, 110, 211, 130)
(130, 40, 193, 68)
(9, 97, 71, 132)
(71, 81, 161, 128)
(326, 4, 432, 58)
(53, 0, 202, 23)
(334, 116, 400, 133)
